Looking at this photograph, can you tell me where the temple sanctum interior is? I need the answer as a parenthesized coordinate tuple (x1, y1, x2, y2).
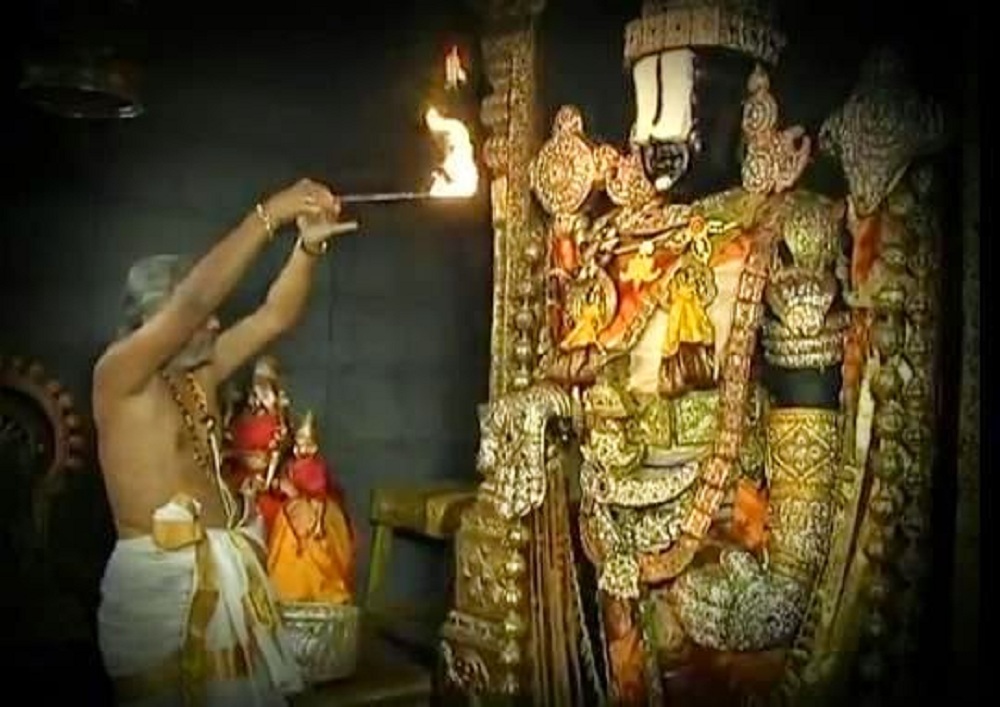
(1, 0, 979, 704)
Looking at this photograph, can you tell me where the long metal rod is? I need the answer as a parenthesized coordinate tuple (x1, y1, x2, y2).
(339, 191, 431, 204)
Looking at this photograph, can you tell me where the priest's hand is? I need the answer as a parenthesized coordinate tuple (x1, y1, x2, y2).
(296, 206, 358, 250)
(265, 178, 340, 226)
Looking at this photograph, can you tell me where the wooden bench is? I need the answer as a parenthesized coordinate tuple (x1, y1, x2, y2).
(365, 482, 475, 632)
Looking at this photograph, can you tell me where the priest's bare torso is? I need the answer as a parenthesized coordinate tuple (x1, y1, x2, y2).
(96, 365, 229, 537)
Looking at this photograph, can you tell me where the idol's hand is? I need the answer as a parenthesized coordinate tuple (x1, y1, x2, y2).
(264, 178, 340, 226)
(278, 477, 299, 498)
(240, 474, 266, 496)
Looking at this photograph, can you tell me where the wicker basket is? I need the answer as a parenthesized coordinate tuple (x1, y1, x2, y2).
(278, 601, 360, 683)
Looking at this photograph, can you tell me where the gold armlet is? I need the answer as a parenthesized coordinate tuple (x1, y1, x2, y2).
(765, 408, 841, 579)
(766, 408, 840, 489)
(763, 310, 848, 369)
(763, 196, 846, 368)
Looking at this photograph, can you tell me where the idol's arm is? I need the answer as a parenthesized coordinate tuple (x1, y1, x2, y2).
(670, 201, 849, 652)
(763, 365, 841, 410)
(760, 339, 842, 590)
(754, 225, 847, 623)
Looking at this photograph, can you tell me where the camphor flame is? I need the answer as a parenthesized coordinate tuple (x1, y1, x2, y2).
(425, 106, 478, 198)
(444, 45, 467, 90)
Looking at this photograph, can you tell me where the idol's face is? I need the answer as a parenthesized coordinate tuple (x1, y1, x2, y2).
(630, 47, 752, 201)
(630, 48, 700, 193)
(294, 435, 318, 458)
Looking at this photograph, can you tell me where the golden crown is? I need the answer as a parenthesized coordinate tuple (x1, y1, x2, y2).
(295, 410, 319, 445)
(624, 0, 786, 67)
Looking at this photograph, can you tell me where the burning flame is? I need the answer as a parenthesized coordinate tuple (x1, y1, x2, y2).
(425, 106, 478, 198)
(445, 46, 467, 91)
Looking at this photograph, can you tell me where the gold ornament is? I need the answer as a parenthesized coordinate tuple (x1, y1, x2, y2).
(293, 410, 320, 458)
(741, 65, 811, 195)
(624, 0, 786, 67)
(820, 48, 947, 216)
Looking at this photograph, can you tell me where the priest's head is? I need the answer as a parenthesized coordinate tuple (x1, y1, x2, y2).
(119, 254, 219, 370)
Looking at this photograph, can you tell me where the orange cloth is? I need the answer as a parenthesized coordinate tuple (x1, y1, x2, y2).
(597, 231, 751, 348)
(608, 631, 646, 705)
(598, 251, 678, 345)
(708, 232, 751, 266)
(851, 212, 881, 288)
(731, 479, 768, 552)
(604, 600, 647, 705)
(266, 455, 355, 604)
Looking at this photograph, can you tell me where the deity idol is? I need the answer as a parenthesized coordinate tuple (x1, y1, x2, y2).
(225, 355, 291, 533)
(442, 0, 947, 704)
(267, 411, 355, 605)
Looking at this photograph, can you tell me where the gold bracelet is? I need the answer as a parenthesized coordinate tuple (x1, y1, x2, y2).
(298, 236, 328, 257)
(255, 202, 275, 240)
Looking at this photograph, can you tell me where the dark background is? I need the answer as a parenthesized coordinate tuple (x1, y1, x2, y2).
(0, 0, 976, 699)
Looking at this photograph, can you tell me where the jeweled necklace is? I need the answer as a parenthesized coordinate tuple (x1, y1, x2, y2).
(162, 370, 239, 527)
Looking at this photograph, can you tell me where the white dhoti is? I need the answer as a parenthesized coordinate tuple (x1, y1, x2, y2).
(98, 497, 304, 706)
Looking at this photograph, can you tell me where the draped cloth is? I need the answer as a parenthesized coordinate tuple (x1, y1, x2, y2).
(97, 496, 304, 706)
(266, 454, 355, 605)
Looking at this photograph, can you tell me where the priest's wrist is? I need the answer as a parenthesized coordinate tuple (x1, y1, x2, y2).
(252, 201, 278, 241)
(297, 235, 329, 257)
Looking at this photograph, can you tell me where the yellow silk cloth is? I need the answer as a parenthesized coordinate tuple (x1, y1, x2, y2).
(267, 497, 355, 604)
(560, 303, 604, 351)
(662, 278, 715, 358)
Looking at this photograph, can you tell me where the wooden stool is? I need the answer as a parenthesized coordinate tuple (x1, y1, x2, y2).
(365, 482, 475, 630)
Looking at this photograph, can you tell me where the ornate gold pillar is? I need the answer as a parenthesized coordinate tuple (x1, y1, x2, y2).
(439, 0, 549, 699)
(475, 0, 547, 399)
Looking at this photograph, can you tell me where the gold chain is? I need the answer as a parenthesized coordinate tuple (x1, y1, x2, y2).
(162, 371, 239, 526)
(162, 371, 217, 478)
